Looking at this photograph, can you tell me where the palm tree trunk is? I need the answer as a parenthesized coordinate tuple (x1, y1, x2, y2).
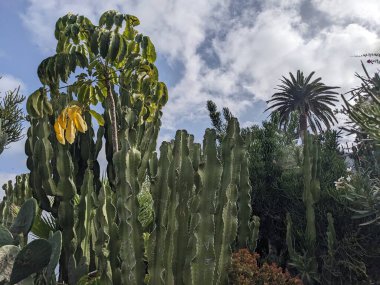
(299, 112, 308, 143)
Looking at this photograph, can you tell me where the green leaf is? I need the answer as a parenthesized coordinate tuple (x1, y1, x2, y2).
(90, 30, 100, 55)
(142, 36, 156, 63)
(108, 32, 121, 62)
(89, 110, 105, 126)
(99, 30, 111, 59)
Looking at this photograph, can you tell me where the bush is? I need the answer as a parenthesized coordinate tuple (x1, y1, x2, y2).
(229, 249, 303, 285)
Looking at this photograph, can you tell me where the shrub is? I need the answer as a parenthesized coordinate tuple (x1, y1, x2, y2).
(229, 248, 303, 285)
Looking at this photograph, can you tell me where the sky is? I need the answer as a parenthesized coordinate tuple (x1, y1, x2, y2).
(1, 0, 380, 187)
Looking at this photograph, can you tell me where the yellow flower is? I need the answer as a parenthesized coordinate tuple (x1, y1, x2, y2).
(54, 104, 88, 144)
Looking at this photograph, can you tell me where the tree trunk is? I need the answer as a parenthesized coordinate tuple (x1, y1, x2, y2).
(299, 112, 308, 143)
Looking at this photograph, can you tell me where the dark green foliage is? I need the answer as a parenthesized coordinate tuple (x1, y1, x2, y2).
(0, 80, 25, 154)
(342, 62, 380, 142)
(317, 130, 347, 191)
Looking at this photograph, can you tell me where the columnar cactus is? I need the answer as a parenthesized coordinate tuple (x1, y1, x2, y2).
(0, 174, 31, 228)
(145, 118, 251, 285)
(286, 132, 321, 284)
(302, 132, 320, 254)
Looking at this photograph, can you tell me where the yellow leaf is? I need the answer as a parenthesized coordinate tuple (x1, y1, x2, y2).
(67, 105, 81, 120)
(58, 109, 68, 129)
(54, 120, 65, 145)
(65, 118, 76, 144)
(74, 112, 88, 133)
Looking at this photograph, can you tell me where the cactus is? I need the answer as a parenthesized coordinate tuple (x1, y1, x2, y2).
(10, 198, 37, 238)
(0, 245, 19, 283)
(10, 239, 52, 284)
(326, 213, 336, 257)
(286, 132, 321, 284)
(249, 215, 260, 252)
(0, 174, 31, 228)
(145, 119, 250, 285)
(0, 198, 59, 284)
(237, 152, 252, 248)
(147, 143, 172, 285)
(190, 129, 221, 285)
(302, 132, 320, 255)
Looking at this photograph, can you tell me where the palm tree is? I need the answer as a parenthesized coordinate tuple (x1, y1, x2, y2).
(266, 70, 339, 140)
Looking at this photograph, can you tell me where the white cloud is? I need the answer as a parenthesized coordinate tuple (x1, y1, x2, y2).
(20, 0, 380, 134)
(0, 74, 26, 97)
(312, 0, 380, 28)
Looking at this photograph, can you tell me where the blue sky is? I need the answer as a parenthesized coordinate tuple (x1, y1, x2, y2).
(1, 0, 380, 187)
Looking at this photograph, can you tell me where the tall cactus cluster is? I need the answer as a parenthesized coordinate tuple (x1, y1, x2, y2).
(286, 132, 321, 284)
(146, 119, 256, 285)
(22, 112, 255, 284)
(0, 10, 259, 284)
(0, 174, 32, 228)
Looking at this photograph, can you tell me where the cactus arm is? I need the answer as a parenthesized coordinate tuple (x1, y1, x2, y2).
(56, 144, 80, 283)
(215, 183, 238, 285)
(249, 215, 260, 252)
(148, 143, 172, 285)
(75, 168, 95, 265)
(214, 118, 243, 284)
(170, 131, 194, 284)
(237, 152, 252, 248)
(326, 213, 336, 257)
(303, 133, 316, 254)
(93, 183, 112, 284)
(113, 130, 145, 284)
(286, 213, 295, 259)
(191, 129, 221, 285)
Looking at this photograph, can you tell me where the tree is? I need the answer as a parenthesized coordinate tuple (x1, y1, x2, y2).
(266, 70, 339, 140)
(30, 10, 168, 153)
(0, 78, 25, 154)
(206, 100, 233, 144)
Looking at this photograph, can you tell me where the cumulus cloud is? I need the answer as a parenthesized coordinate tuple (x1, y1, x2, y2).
(0, 74, 26, 97)
(311, 0, 380, 29)
(20, 0, 380, 133)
